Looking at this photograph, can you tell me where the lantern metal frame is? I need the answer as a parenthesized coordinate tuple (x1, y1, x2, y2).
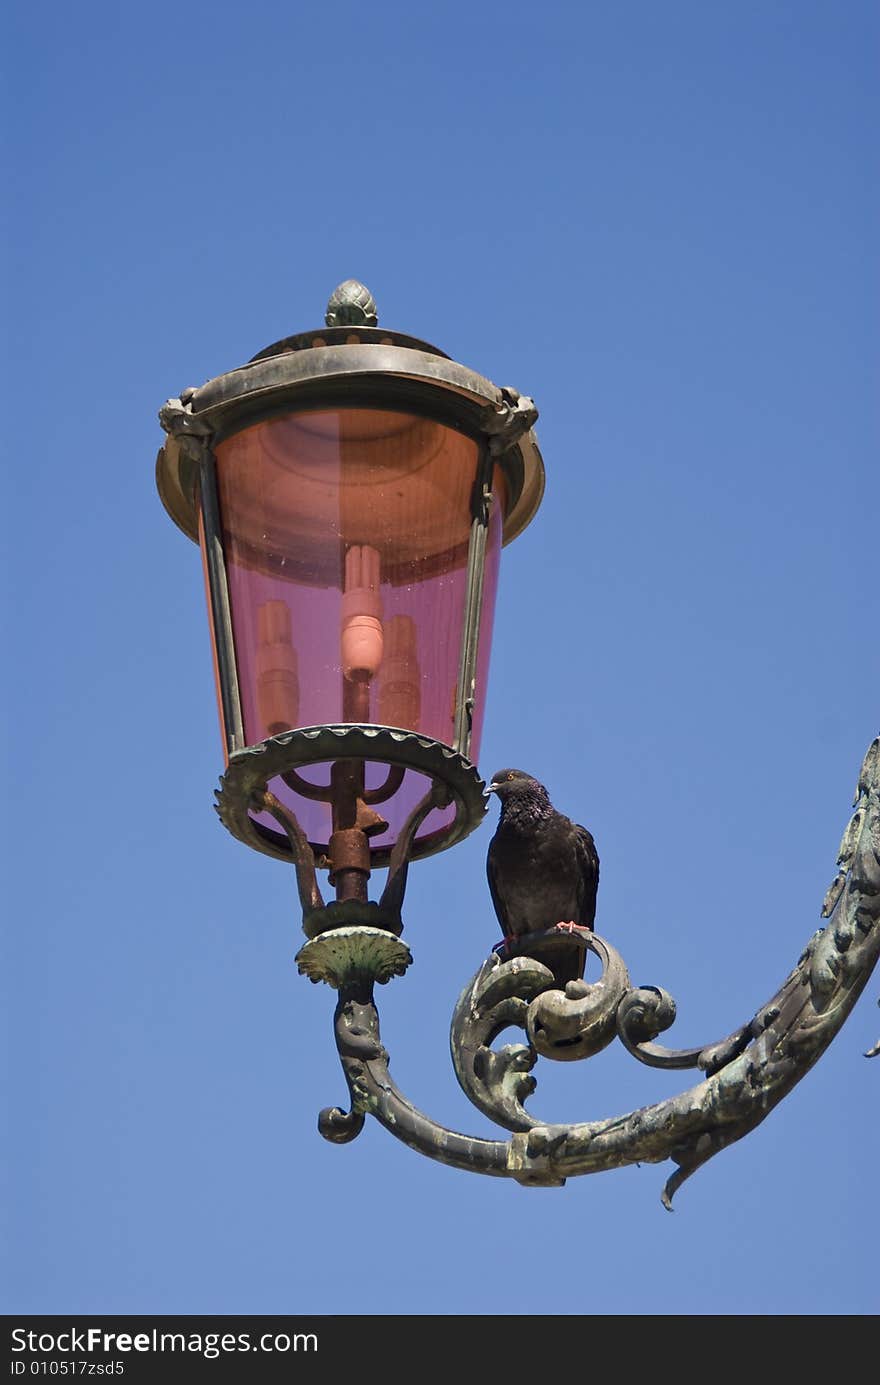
(158, 309, 543, 869)
(157, 283, 879, 1207)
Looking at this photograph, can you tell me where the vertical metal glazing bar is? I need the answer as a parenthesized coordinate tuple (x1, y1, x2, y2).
(199, 450, 245, 756)
(453, 446, 494, 759)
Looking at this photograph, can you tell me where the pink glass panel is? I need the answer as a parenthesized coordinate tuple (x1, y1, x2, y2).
(209, 408, 506, 850)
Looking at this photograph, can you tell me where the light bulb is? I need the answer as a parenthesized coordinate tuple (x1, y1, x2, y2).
(341, 544, 384, 681)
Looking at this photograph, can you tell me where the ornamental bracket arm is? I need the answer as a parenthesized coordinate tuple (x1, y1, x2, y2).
(300, 735, 880, 1204)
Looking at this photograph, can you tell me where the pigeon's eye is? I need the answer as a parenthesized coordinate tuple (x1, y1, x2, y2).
(507, 772, 515, 781)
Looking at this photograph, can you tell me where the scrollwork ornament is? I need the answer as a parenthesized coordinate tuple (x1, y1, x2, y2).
(158, 389, 214, 463)
(481, 386, 539, 456)
(309, 735, 879, 1204)
(526, 932, 631, 1062)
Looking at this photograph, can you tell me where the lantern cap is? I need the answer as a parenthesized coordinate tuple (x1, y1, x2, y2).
(156, 284, 546, 547)
(250, 281, 447, 361)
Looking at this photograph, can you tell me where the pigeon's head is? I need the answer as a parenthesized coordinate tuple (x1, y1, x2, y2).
(487, 768, 549, 806)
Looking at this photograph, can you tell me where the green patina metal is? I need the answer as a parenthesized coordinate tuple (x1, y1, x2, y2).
(307, 736, 880, 1204)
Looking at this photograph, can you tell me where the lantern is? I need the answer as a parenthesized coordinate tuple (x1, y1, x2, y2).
(156, 281, 543, 906)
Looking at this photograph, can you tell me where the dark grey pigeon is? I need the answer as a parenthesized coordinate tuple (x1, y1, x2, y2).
(486, 768, 600, 986)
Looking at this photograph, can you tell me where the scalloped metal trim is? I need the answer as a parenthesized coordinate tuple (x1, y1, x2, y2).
(296, 926, 413, 989)
(214, 725, 488, 868)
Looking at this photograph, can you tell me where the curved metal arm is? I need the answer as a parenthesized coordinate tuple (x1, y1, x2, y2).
(282, 763, 406, 806)
(320, 988, 515, 1177)
(259, 789, 325, 916)
(379, 781, 450, 920)
(312, 736, 879, 1204)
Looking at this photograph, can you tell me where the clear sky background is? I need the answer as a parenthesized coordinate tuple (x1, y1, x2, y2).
(4, 2, 878, 1317)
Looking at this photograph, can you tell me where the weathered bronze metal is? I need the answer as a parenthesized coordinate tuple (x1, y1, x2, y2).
(324, 279, 378, 328)
(305, 735, 879, 1203)
(156, 303, 545, 554)
(215, 724, 487, 869)
(236, 740, 459, 944)
(297, 926, 412, 988)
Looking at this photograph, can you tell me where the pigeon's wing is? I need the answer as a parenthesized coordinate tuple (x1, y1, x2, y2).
(486, 838, 510, 932)
(574, 823, 600, 928)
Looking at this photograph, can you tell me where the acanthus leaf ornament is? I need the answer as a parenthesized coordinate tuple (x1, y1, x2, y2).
(158, 390, 214, 463)
(480, 386, 539, 457)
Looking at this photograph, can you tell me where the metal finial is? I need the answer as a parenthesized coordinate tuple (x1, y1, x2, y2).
(325, 280, 378, 329)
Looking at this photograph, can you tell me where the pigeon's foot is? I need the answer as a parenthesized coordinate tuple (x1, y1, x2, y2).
(554, 921, 592, 938)
(490, 925, 592, 986)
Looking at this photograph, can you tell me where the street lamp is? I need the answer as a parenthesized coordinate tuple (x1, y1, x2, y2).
(157, 281, 879, 1205)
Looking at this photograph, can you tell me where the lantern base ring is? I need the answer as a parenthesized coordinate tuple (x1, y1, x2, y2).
(214, 724, 488, 869)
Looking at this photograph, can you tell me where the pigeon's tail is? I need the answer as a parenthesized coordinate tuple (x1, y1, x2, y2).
(495, 925, 591, 987)
(534, 933, 590, 987)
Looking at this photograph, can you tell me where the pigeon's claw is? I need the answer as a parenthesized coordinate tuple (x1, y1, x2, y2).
(555, 920, 588, 935)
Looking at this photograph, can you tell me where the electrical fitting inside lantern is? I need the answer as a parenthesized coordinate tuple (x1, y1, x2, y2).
(252, 542, 423, 737)
(255, 599, 300, 737)
(341, 541, 384, 690)
(246, 761, 457, 859)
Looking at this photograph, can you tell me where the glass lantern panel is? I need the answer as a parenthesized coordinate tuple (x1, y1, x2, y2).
(210, 408, 506, 851)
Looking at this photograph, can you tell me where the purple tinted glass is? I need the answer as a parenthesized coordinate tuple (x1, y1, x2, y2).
(208, 408, 505, 850)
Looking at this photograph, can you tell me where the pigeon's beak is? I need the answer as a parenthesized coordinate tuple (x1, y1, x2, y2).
(487, 781, 500, 795)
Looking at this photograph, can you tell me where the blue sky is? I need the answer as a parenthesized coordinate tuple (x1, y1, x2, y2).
(4, 1, 878, 1316)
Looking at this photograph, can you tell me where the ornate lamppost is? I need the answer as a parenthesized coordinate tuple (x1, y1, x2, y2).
(157, 281, 879, 1206)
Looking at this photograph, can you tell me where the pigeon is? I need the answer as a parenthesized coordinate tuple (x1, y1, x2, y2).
(486, 768, 600, 986)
